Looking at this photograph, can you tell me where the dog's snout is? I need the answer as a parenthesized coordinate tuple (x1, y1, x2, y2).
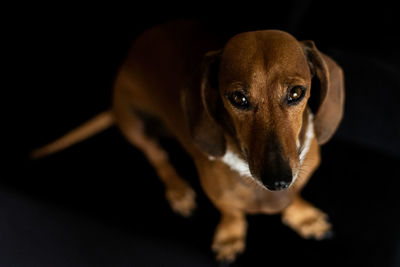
(255, 134, 293, 191)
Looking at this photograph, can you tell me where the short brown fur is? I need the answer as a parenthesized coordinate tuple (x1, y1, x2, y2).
(31, 21, 344, 262)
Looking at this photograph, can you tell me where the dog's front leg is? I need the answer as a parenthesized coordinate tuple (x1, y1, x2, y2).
(212, 208, 247, 262)
(281, 196, 332, 240)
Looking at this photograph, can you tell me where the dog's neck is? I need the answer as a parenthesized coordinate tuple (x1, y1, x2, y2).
(211, 109, 315, 187)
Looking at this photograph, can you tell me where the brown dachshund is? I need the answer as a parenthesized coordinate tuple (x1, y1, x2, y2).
(31, 20, 344, 262)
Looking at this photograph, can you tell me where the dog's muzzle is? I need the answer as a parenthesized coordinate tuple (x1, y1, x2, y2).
(249, 132, 295, 191)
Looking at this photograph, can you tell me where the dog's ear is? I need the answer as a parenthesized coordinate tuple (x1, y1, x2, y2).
(301, 40, 345, 145)
(182, 50, 226, 157)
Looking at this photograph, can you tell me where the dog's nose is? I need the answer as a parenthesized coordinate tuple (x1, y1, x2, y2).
(265, 180, 290, 191)
(259, 170, 292, 191)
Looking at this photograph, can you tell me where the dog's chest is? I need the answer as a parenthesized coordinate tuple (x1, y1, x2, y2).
(232, 176, 292, 214)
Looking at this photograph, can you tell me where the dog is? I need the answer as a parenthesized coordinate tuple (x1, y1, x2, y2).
(31, 20, 344, 262)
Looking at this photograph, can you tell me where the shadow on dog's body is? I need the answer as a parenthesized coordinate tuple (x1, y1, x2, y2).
(31, 20, 344, 262)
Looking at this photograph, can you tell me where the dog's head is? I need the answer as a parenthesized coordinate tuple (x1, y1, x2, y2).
(183, 30, 344, 191)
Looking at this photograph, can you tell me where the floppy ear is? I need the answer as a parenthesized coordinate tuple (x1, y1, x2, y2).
(182, 50, 226, 157)
(301, 40, 345, 145)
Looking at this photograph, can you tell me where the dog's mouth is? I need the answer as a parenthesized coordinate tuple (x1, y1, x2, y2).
(252, 172, 293, 191)
(257, 169, 293, 191)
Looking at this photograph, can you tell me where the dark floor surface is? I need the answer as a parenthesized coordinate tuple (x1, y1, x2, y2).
(2, 134, 400, 267)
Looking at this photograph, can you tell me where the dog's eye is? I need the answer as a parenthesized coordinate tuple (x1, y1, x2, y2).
(287, 86, 306, 105)
(228, 91, 250, 109)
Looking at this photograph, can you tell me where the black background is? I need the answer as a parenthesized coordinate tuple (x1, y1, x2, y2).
(4, 1, 400, 266)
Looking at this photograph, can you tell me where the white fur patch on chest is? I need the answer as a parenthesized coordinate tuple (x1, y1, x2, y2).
(220, 149, 252, 178)
(218, 149, 266, 188)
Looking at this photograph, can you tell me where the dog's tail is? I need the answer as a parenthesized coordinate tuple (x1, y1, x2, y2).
(30, 110, 115, 159)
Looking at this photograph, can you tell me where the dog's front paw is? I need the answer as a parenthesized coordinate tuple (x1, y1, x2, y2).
(212, 235, 245, 262)
(282, 203, 332, 240)
(165, 183, 196, 217)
